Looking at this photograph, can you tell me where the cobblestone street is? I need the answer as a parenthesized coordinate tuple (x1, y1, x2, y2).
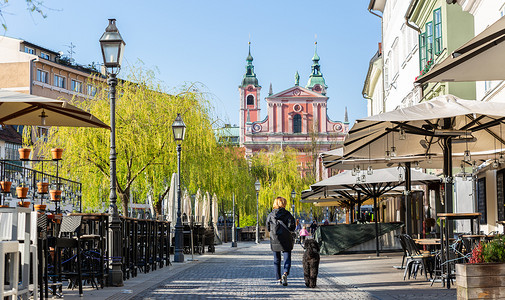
(66, 242, 457, 300)
(130, 243, 374, 300)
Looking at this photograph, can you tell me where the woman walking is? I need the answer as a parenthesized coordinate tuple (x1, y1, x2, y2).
(267, 197, 295, 286)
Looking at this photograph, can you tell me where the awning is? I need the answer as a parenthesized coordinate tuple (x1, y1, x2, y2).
(415, 15, 505, 84)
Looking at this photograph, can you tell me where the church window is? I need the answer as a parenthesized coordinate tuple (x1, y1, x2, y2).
(293, 114, 301, 133)
(247, 95, 254, 105)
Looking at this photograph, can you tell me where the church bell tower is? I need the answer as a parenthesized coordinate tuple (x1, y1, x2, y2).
(239, 42, 261, 145)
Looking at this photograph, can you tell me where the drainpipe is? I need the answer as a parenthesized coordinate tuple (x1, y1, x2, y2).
(29, 58, 36, 94)
(405, 0, 421, 33)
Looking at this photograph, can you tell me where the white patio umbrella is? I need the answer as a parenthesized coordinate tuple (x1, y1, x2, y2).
(212, 193, 218, 228)
(167, 173, 178, 223)
(194, 189, 202, 223)
(415, 15, 505, 84)
(203, 192, 211, 226)
(183, 189, 192, 219)
(344, 94, 505, 218)
(0, 90, 109, 128)
(308, 168, 440, 256)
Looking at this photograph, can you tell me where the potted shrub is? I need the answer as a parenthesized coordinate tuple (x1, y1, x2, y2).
(37, 182, 49, 194)
(49, 189, 62, 201)
(0, 181, 12, 193)
(51, 148, 63, 160)
(18, 148, 31, 160)
(16, 184, 29, 198)
(456, 235, 505, 299)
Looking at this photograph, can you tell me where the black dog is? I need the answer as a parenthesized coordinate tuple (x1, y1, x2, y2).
(303, 239, 320, 288)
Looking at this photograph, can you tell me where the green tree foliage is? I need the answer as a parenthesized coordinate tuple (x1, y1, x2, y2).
(33, 65, 256, 215)
(250, 147, 315, 225)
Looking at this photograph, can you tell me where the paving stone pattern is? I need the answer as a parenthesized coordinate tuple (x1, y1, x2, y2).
(131, 243, 375, 300)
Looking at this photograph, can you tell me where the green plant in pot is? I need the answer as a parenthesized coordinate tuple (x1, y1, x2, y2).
(457, 235, 505, 300)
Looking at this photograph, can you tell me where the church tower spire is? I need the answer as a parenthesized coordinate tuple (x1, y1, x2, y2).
(306, 41, 328, 94)
(239, 42, 261, 146)
(241, 42, 259, 88)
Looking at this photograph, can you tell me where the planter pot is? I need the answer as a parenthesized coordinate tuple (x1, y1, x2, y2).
(0, 205, 9, 208)
(51, 148, 63, 160)
(17, 201, 30, 208)
(34, 204, 46, 211)
(49, 189, 62, 201)
(37, 182, 49, 194)
(0, 181, 12, 193)
(456, 263, 505, 299)
(18, 148, 31, 160)
(16, 186, 28, 198)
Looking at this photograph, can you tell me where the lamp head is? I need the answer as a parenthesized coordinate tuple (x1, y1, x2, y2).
(99, 19, 125, 74)
(171, 113, 186, 142)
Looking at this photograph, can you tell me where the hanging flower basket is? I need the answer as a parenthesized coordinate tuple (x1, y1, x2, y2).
(18, 148, 31, 160)
(0, 181, 12, 193)
(51, 148, 63, 160)
(49, 189, 62, 201)
(37, 182, 49, 194)
(16, 186, 28, 198)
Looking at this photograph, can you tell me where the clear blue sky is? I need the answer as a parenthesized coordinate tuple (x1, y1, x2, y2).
(2, 0, 381, 126)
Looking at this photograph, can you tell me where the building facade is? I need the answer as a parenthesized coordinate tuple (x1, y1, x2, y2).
(0, 36, 104, 101)
(238, 44, 348, 177)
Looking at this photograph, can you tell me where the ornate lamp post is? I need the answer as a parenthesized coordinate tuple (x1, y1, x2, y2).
(291, 189, 296, 217)
(172, 113, 186, 263)
(99, 18, 125, 287)
(255, 179, 261, 244)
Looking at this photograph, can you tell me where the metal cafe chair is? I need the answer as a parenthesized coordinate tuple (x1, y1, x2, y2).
(50, 215, 83, 297)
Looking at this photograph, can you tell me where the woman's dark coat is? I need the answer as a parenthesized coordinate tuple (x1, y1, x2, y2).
(267, 208, 296, 252)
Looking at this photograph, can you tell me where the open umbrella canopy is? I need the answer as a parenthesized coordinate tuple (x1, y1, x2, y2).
(344, 95, 505, 160)
(311, 168, 440, 191)
(415, 15, 505, 84)
(0, 90, 109, 129)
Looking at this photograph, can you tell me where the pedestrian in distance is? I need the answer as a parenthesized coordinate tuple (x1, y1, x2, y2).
(309, 220, 318, 236)
(266, 196, 296, 286)
(299, 226, 310, 246)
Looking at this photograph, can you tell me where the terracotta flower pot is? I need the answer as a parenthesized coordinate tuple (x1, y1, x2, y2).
(18, 148, 31, 160)
(37, 182, 49, 194)
(0, 181, 12, 192)
(34, 204, 46, 211)
(17, 201, 30, 208)
(51, 148, 63, 160)
(49, 189, 62, 201)
(16, 186, 28, 198)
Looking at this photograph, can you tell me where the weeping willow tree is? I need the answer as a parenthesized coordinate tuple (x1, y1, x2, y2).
(250, 147, 316, 225)
(33, 65, 256, 214)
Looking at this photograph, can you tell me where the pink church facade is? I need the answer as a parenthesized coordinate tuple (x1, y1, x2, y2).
(239, 44, 348, 175)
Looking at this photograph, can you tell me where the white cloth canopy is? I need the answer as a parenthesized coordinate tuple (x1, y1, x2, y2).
(311, 168, 440, 191)
(0, 90, 109, 128)
(344, 95, 505, 159)
(183, 190, 192, 218)
(415, 15, 505, 83)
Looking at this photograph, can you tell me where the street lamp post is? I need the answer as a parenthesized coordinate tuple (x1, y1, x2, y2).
(291, 189, 296, 217)
(99, 18, 125, 287)
(255, 180, 261, 244)
(172, 113, 186, 263)
(231, 193, 237, 247)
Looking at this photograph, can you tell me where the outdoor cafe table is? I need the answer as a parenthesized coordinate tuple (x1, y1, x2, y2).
(437, 212, 481, 289)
